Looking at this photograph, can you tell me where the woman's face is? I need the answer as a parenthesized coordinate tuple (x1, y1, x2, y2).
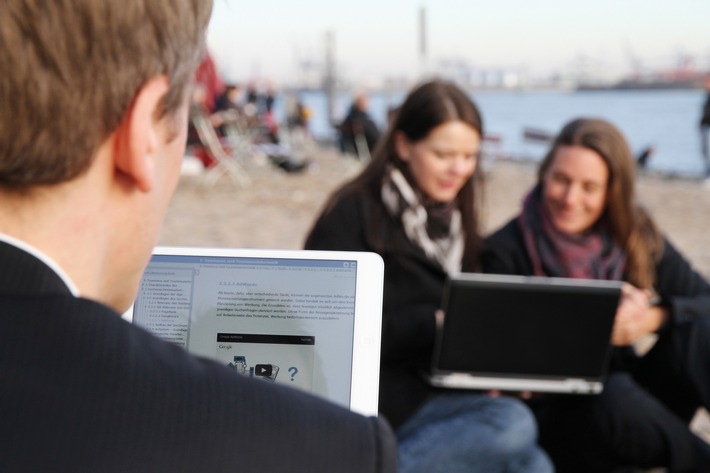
(542, 145, 609, 235)
(396, 120, 480, 203)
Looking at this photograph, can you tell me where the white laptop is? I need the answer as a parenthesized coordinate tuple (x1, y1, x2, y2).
(124, 246, 385, 416)
(428, 273, 622, 394)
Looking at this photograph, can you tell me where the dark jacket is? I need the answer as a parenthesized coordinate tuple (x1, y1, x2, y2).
(701, 92, 710, 127)
(481, 218, 710, 325)
(305, 190, 472, 429)
(0, 241, 397, 473)
(339, 106, 381, 156)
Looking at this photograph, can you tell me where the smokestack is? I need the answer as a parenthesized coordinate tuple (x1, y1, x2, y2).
(323, 30, 336, 127)
(419, 6, 427, 58)
(419, 6, 428, 77)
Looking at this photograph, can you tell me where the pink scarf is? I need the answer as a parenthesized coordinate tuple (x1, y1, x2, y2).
(518, 185, 626, 280)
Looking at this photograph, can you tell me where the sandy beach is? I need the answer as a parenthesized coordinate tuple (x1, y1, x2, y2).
(160, 145, 710, 281)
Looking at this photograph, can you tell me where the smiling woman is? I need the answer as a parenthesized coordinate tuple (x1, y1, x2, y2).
(540, 145, 609, 236)
(482, 117, 710, 472)
(305, 78, 553, 473)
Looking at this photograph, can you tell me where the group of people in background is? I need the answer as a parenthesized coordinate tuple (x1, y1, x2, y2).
(307, 78, 710, 472)
(188, 64, 315, 173)
(192, 48, 710, 186)
(190, 65, 386, 169)
(189, 54, 388, 168)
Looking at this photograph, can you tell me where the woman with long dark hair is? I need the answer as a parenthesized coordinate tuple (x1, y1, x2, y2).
(306, 79, 552, 473)
(483, 117, 710, 472)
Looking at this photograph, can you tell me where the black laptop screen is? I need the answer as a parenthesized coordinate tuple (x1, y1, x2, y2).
(435, 275, 621, 380)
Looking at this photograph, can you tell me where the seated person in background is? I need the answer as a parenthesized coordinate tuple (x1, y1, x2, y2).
(261, 83, 280, 144)
(0, 1, 397, 472)
(186, 85, 228, 168)
(636, 144, 655, 169)
(193, 51, 223, 114)
(482, 118, 710, 473)
(306, 78, 552, 473)
(214, 83, 245, 114)
(282, 95, 314, 168)
(241, 81, 280, 145)
(339, 92, 381, 159)
(699, 76, 710, 179)
(286, 97, 311, 135)
(212, 83, 256, 141)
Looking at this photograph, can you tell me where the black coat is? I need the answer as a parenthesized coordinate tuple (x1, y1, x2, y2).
(306, 190, 473, 429)
(701, 92, 710, 127)
(339, 107, 381, 155)
(482, 218, 710, 326)
(0, 241, 397, 473)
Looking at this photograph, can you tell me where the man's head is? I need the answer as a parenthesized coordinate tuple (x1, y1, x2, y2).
(354, 92, 370, 113)
(0, 0, 213, 188)
(0, 0, 213, 312)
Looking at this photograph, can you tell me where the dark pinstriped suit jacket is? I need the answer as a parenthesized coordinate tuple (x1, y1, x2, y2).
(0, 241, 397, 473)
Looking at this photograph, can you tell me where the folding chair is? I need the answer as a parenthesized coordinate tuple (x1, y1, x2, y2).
(353, 132, 371, 163)
(191, 112, 250, 188)
(339, 119, 371, 162)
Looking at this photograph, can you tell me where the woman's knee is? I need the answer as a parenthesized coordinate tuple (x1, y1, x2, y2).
(476, 395, 539, 439)
(434, 393, 536, 432)
(400, 393, 538, 449)
(396, 394, 548, 473)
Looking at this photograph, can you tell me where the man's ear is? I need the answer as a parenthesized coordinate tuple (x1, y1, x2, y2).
(114, 76, 170, 193)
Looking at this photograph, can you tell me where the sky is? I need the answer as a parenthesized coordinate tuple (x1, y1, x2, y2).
(206, 0, 710, 87)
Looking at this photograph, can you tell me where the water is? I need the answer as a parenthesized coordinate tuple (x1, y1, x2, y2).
(279, 88, 708, 178)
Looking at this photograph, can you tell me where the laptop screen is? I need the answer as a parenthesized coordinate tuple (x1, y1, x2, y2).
(130, 248, 384, 413)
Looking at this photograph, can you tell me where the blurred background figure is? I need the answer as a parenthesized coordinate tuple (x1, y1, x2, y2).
(636, 144, 655, 169)
(215, 84, 245, 115)
(242, 80, 280, 144)
(286, 97, 311, 135)
(338, 92, 381, 161)
(284, 95, 313, 154)
(186, 85, 217, 168)
(194, 51, 224, 114)
(699, 76, 710, 179)
(213, 83, 256, 139)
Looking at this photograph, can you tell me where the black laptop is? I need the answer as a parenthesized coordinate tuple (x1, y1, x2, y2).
(428, 273, 622, 394)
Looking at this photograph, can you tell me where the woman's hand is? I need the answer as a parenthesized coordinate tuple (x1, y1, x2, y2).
(611, 283, 668, 346)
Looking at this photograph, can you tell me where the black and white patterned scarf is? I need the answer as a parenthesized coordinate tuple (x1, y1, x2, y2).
(381, 166, 464, 275)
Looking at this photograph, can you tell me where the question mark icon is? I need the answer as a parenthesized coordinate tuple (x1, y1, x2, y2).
(288, 367, 298, 381)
